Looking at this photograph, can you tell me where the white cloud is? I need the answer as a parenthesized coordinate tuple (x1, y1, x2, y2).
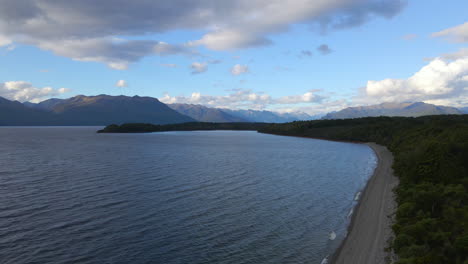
(160, 88, 324, 109)
(432, 22, 468, 43)
(116, 80, 128, 87)
(275, 99, 350, 115)
(192, 30, 272, 50)
(0, 0, 406, 66)
(0, 81, 70, 102)
(231, 64, 249, 75)
(190, 62, 207, 74)
(363, 57, 468, 107)
(276, 91, 321, 104)
(0, 35, 11, 46)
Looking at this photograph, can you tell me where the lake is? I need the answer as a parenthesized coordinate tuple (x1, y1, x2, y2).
(0, 127, 376, 264)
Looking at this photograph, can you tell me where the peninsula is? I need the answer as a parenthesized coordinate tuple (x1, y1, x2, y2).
(99, 115, 468, 264)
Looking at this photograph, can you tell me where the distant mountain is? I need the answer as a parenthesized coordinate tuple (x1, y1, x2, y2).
(1, 95, 195, 126)
(45, 95, 195, 125)
(0, 97, 55, 125)
(168, 104, 247, 122)
(167, 103, 315, 123)
(12, 94, 462, 126)
(24, 98, 64, 111)
(459, 107, 468, 114)
(322, 102, 462, 119)
(221, 108, 315, 123)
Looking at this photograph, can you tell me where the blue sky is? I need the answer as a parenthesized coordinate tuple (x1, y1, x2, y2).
(1, 0, 467, 114)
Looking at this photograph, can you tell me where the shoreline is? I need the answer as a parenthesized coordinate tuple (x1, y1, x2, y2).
(256, 132, 399, 263)
(330, 143, 398, 264)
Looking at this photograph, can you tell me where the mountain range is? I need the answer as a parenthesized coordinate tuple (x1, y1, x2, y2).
(220, 108, 315, 123)
(1, 95, 194, 125)
(322, 102, 463, 119)
(168, 104, 246, 122)
(459, 107, 468, 114)
(168, 103, 314, 123)
(0, 95, 465, 126)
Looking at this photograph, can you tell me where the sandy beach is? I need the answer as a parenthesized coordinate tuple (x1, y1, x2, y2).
(331, 143, 399, 264)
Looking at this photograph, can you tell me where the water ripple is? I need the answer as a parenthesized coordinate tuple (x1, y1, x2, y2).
(0, 128, 376, 264)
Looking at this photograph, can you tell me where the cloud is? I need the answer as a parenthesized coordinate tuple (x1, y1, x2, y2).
(0, 81, 70, 102)
(402, 33, 418, 40)
(208, 59, 222, 64)
(300, 50, 313, 57)
(0, 0, 406, 66)
(160, 63, 178, 68)
(276, 91, 323, 104)
(432, 22, 468, 43)
(33, 38, 194, 70)
(440, 48, 468, 60)
(192, 30, 272, 50)
(317, 44, 332, 55)
(191, 0, 406, 50)
(363, 57, 468, 107)
(116, 80, 128, 87)
(160, 88, 324, 109)
(190, 62, 207, 74)
(231, 64, 249, 75)
(4, 44, 15, 52)
(0, 35, 11, 47)
(275, 99, 350, 115)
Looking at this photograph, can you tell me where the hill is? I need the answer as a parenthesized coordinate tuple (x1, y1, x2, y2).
(322, 102, 462, 119)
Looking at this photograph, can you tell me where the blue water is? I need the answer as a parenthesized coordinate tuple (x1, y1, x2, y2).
(0, 128, 376, 264)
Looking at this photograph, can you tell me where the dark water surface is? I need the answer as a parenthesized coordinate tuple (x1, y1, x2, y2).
(0, 127, 376, 264)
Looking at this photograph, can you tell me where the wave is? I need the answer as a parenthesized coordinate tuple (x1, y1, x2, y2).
(320, 255, 329, 264)
(354, 191, 361, 201)
(347, 208, 354, 218)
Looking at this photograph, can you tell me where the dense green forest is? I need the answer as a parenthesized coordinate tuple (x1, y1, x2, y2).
(97, 122, 270, 133)
(99, 115, 468, 263)
(260, 115, 468, 264)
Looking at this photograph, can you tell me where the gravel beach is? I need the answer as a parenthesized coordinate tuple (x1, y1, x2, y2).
(332, 143, 399, 264)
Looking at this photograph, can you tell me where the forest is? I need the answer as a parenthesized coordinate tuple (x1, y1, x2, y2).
(97, 122, 270, 133)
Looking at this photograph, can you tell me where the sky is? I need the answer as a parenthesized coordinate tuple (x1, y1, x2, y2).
(0, 0, 467, 115)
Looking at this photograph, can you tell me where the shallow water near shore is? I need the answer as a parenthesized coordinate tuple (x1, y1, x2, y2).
(0, 127, 376, 264)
